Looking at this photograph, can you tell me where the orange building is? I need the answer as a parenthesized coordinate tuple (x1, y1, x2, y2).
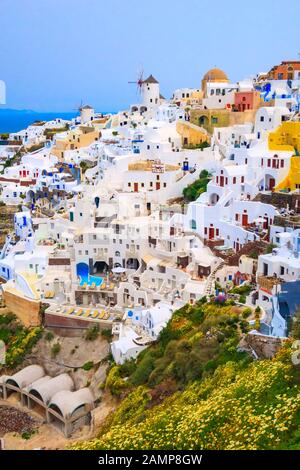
(267, 61, 300, 81)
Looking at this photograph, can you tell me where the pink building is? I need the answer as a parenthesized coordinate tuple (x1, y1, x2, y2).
(234, 91, 260, 112)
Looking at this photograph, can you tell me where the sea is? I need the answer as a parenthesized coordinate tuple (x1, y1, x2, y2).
(0, 108, 77, 134)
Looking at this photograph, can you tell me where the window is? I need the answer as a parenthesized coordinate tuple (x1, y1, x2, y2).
(233, 177, 236, 184)
(280, 266, 285, 276)
(211, 116, 218, 124)
(190, 219, 197, 230)
(85, 250, 88, 255)
(93, 234, 97, 240)
(277, 73, 283, 79)
(260, 116, 264, 122)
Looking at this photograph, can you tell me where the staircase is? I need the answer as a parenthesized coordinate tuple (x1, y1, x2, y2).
(203, 261, 225, 296)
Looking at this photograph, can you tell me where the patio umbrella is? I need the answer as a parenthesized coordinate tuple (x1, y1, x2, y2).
(112, 267, 126, 274)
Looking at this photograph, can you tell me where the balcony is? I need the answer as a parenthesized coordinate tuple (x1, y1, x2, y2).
(257, 275, 282, 292)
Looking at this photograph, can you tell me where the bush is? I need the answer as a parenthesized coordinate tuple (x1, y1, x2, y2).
(101, 328, 112, 340)
(130, 354, 156, 386)
(45, 331, 54, 342)
(230, 284, 252, 296)
(51, 342, 61, 357)
(106, 366, 127, 396)
(3, 323, 43, 368)
(183, 170, 211, 202)
(85, 325, 99, 341)
(242, 308, 252, 319)
(82, 361, 94, 371)
(265, 243, 277, 254)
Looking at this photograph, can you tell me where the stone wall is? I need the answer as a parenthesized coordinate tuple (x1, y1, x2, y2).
(44, 312, 112, 337)
(3, 290, 41, 327)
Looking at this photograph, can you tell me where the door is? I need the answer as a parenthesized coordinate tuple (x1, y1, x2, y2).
(209, 227, 214, 240)
(242, 214, 248, 226)
(134, 183, 138, 192)
(156, 182, 160, 190)
(269, 178, 275, 190)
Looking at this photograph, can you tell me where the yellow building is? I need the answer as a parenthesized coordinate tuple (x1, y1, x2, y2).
(190, 108, 257, 135)
(270, 121, 300, 192)
(176, 121, 210, 147)
(268, 121, 300, 153)
(51, 126, 101, 160)
(275, 156, 300, 192)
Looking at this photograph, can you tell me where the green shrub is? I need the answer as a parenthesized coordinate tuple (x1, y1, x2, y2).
(183, 170, 212, 202)
(101, 328, 112, 340)
(51, 342, 61, 357)
(242, 307, 252, 319)
(85, 325, 99, 341)
(82, 361, 94, 371)
(131, 354, 157, 386)
(45, 331, 54, 342)
(106, 366, 127, 396)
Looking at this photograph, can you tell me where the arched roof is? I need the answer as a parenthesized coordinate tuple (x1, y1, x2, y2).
(202, 68, 229, 82)
(49, 388, 94, 418)
(6, 365, 45, 389)
(28, 373, 74, 405)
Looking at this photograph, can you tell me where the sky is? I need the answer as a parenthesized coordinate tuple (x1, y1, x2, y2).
(0, 0, 299, 112)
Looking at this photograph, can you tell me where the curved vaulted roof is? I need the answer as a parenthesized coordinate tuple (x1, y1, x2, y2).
(6, 365, 45, 389)
(49, 388, 94, 417)
(28, 373, 74, 404)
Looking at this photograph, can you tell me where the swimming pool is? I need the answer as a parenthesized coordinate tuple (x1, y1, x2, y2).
(76, 262, 103, 286)
(79, 274, 103, 287)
